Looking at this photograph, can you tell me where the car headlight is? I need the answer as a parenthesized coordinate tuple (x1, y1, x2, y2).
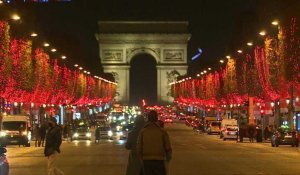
(108, 131, 113, 136)
(73, 133, 79, 137)
(86, 133, 91, 137)
(0, 131, 7, 137)
(117, 131, 123, 136)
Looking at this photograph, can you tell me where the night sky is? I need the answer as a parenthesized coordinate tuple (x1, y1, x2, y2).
(0, 0, 258, 75)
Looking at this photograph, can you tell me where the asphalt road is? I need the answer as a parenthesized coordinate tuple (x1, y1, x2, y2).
(6, 121, 300, 175)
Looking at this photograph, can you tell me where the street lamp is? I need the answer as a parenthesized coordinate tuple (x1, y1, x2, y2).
(220, 59, 224, 63)
(51, 48, 57, 52)
(11, 14, 21, 21)
(61, 55, 67, 59)
(259, 31, 266, 36)
(237, 50, 243, 53)
(247, 42, 253, 46)
(44, 42, 50, 47)
(30, 32, 38, 37)
(271, 20, 279, 26)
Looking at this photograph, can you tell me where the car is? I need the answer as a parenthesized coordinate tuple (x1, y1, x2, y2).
(110, 126, 124, 140)
(0, 147, 9, 175)
(121, 123, 134, 139)
(163, 117, 173, 124)
(185, 118, 193, 126)
(220, 127, 238, 141)
(271, 129, 299, 147)
(206, 121, 221, 134)
(178, 113, 186, 120)
(72, 127, 92, 141)
(96, 126, 113, 140)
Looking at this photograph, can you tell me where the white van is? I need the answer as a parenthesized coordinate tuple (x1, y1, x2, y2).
(0, 115, 31, 147)
(220, 119, 238, 140)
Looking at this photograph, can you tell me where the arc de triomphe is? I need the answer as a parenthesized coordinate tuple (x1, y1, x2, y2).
(95, 21, 190, 105)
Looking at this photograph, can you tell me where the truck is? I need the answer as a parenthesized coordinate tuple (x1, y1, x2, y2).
(0, 115, 31, 147)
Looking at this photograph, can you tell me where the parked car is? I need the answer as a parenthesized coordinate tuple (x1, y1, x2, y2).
(220, 127, 238, 141)
(163, 117, 173, 124)
(206, 121, 221, 134)
(271, 129, 299, 147)
(0, 147, 9, 175)
(185, 118, 193, 126)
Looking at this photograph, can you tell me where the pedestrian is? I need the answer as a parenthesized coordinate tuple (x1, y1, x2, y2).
(248, 125, 255, 143)
(34, 124, 41, 147)
(44, 117, 64, 175)
(63, 124, 68, 139)
(137, 110, 172, 175)
(18, 124, 24, 147)
(95, 126, 100, 143)
(264, 126, 269, 141)
(39, 123, 47, 147)
(125, 115, 145, 175)
(67, 124, 73, 142)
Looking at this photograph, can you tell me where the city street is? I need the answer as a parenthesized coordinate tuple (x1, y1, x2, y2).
(7, 121, 300, 175)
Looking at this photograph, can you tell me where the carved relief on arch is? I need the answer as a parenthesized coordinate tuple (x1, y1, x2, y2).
(126, 47, 161, 63)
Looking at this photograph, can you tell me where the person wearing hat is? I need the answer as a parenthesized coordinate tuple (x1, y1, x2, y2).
(125, 115, 145, 175)
(137, 110, 172, 175)
(44, 117, 64, 175)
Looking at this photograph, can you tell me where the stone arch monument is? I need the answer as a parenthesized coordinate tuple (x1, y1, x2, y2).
(95, 21, 190, 104)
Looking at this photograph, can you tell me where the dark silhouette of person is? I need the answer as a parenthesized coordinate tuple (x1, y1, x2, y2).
(248, 125, 255, 143)
(39, 123, 47, 147)
(125, 115, 145, 175)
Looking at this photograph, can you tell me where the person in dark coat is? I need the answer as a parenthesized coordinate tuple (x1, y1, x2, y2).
(125, 115, 145, 175)
(95, 126, 101, 143)
(137, 111, 172, 175)
(248, 125, 255, 143)
(44, 117, 64, 175)
(34, 124, 41, 147)
(39, 123, 47, 147)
